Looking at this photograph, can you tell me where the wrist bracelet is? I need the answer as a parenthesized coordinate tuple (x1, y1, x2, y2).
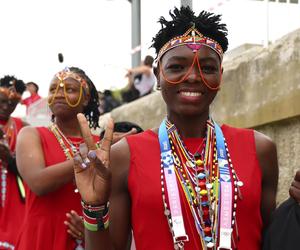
(82, 200, 109, 231)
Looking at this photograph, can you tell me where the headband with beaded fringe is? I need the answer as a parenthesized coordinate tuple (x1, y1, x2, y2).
(55, 67, 89, 92)
(157, 26, 223, 62)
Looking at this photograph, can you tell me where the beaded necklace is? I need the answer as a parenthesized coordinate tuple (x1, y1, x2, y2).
(48, 123, 85, 248)
(159, 118, 243, 250)
(0, 118, 17, 207)
(48, 123, 83, 160)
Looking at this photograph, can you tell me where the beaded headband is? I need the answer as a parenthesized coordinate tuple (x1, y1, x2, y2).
(0, 87, 22, 100)
(157, 26, 224, 61)
(55, 67, 89, 92)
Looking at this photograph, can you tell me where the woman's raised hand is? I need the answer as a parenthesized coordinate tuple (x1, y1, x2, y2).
(73, 113, 114, 205)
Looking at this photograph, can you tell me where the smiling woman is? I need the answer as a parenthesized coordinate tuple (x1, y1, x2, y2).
(72, 6, 279, 250)
(15, 67, 100, 250)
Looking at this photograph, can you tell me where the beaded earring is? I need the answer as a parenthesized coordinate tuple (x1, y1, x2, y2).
(156, 83, 161, 90)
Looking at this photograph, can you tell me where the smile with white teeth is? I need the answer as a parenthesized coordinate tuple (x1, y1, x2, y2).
(180, 91, 202, 97)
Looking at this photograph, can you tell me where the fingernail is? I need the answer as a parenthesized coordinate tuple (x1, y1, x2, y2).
(84, 158, 91, 164)
(74, 154, 82, 163)
(81, 163, 87, 169)
(79, 143, 88, 155)
(88, 150, 97, 160)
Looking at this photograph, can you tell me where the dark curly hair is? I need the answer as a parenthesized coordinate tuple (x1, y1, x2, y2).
(151, 6, 228, 56)
(68, 67, 100, 129)
(0, 75, 26, 94)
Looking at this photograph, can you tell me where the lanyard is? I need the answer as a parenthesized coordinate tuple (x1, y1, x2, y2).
(214, 122, 232, 250)
(159, 120, 188, 244)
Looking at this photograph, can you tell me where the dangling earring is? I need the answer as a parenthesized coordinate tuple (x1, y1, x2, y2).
(156, 83, 161, 91)
(51, 114, 55, 123)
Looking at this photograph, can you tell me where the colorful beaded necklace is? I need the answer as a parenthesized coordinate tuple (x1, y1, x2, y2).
(49, 123, 83, 160)
(0, 118, 17, 207)
(49, 123, 85, 195)
(48, 123, 85, 248)
(159, 118, 243, 250)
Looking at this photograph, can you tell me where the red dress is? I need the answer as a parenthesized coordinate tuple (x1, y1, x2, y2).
(127, 125, 262, 250)
(21, 93, 41, 114)
(0, 117, 25, 249)
(16, 127, 99, 250)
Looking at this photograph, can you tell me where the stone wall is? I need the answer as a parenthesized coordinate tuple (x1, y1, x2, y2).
(102, 28, 300, 204)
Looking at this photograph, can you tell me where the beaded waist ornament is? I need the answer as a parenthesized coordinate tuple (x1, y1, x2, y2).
(158, 118, 243, 250)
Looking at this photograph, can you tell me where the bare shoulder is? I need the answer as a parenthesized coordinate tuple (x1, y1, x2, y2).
(111, 137, 130, 161)
(18, 126, 39, 140)
(253, 130, 278, 180)
(110, 138, 131, 188)
(253, 130, 277, 156)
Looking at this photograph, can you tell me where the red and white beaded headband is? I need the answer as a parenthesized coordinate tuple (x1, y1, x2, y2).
(157, 26, 224, 61)
(0, 86, 22, 100)
(55, 67, 89, 92)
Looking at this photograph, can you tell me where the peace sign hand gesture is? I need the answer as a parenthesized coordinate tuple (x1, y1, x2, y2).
(73, 113, 114, 205)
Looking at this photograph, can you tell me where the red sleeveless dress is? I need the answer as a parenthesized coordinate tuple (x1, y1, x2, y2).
(16, 127, 99, 250)
(127, 124, 263, 250)
(0, 117, 25, 249)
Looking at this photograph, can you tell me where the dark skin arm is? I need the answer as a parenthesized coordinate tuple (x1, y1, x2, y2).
(16, 126, 74, 196)
(74, 114, 132, 250)
(289, 170, 300, 202)
(66, 130, 135, 244)
(254, 131, 279, 231)
(83, 141, 132, 250)
(108, 139, 132, 250)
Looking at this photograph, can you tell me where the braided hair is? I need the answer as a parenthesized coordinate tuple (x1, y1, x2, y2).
(151, 6, 228, 56)
(68, 67, 100, 129)
(0, 75, 26, 94)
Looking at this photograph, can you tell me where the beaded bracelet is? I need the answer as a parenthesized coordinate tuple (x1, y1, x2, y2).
(81, 200, 109, 231)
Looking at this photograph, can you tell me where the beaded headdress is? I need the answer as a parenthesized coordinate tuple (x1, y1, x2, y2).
(0, 84, 22, 100)
(48, 67, 89, 107)
(55, 67, 89, 92)
(157, 26, 224, 61)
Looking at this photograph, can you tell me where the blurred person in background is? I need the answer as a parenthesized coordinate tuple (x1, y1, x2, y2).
(122, 55, 156, 103)
(0, 75, 27, 249)
(21, 81, 42, 114)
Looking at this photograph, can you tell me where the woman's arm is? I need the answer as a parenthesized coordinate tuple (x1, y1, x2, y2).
(16, 126, 74, 196)
(254, 131, 279, 230)
(83, 138, 132, 250)
(73, 114, 133, 250)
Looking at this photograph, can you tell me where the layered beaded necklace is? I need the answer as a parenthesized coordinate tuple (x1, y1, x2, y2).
(49, 123, 83, 160)
(159, 118, 243, 250)
(48, 123, 85, 248)
(0, 118, 17, 207)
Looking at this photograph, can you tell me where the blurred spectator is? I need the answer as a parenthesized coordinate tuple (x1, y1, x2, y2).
(122, 55, 156, 103)
(21, 82, 41, 114)
(99, 90, 121, 114)
(100, 121, 143, 139)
